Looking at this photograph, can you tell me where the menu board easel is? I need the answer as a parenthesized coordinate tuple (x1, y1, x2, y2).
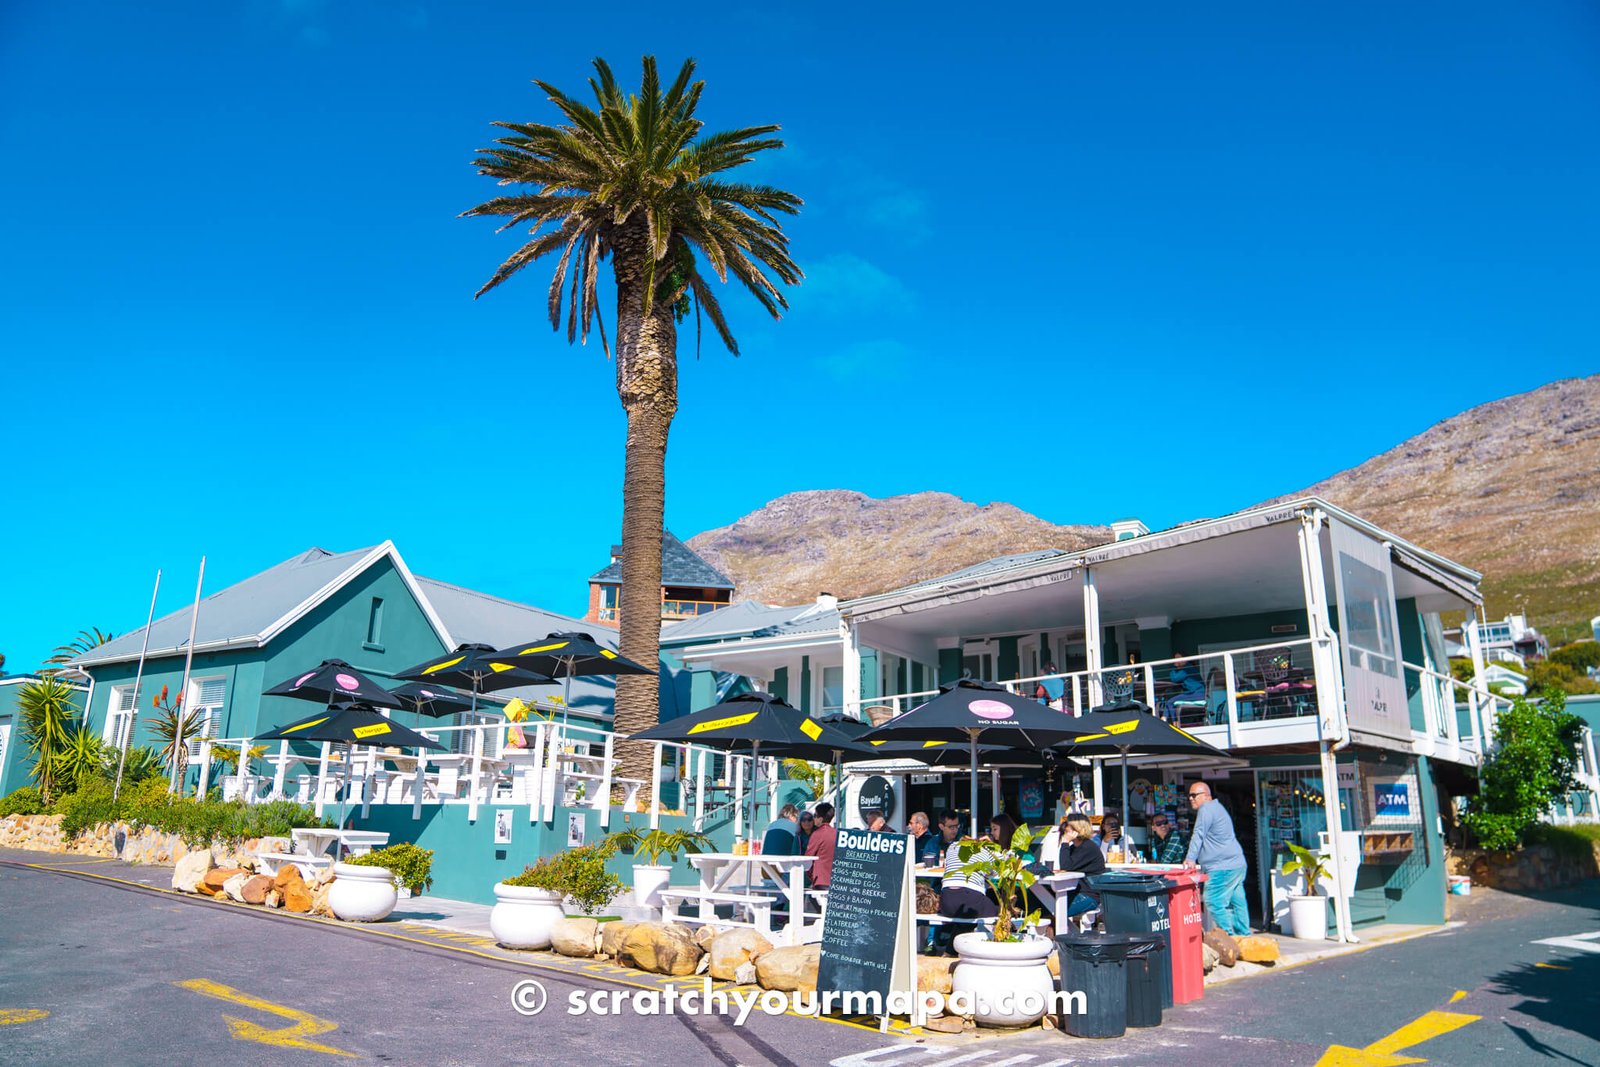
(816, 829, 921, 1030)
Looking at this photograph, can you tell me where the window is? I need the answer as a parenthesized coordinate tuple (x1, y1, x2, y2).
(821, 665, 844, 713)
(185, 677, 226, 758)
(599, 585, 619, 622)
(0, 715, 11, 776)
(105, 685, 139, 749)
(365, 597, 385, 649)
(452, 711, 499, 755)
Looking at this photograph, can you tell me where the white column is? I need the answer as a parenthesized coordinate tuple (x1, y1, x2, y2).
(841, 619, 863, 720)
(1083, 568, 1103, 707)
(468, 724, 484, 823)
(1091, 758, 1104, 816)
(272, 741, 289, 799)
(733, 756, 746, 838)
(990, 769, 1001, 823)
(197, 740, 214, 799)
(237, 737, 254, 804)
(598, 731, 615, 829)
(649, 742, 663, 830)
(694, 747, 707, 831)
(528, 721, 547, 824)
(412, 744, 425, 820)
(315, 741, 331, 817)
(766, 757, 778, 824)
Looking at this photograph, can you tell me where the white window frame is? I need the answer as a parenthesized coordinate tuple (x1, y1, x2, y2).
(105, 684, 140, 749)
(185, 676, 227, 759)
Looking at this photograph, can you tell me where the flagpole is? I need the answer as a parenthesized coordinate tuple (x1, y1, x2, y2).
(113, 568, 161, 800)
(170, 557, 206, 794)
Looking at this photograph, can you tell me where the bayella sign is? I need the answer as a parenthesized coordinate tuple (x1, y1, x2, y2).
(856, 774, 895, 822)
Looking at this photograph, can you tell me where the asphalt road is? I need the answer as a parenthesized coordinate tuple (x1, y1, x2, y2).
(4, 851, 1598, 1066)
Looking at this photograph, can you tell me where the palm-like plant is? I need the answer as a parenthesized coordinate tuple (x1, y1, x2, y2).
(55, 724, 106, 792)
(18, 676, 82, 800)
(147, 689, 204, 786)
(44, 627, 115, 672)
(463, 57, 801, 782)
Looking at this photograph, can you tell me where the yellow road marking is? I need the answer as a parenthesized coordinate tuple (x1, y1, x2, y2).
(1534, 962, 1571, 971)
(1449, 990, 1468, 1002)
(1316, 1007, 1480, 1066)
(176, 979, 354, 1057)
(0, 1009, 49, 1025)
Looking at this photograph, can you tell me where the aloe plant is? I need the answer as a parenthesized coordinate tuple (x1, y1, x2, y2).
(1281, 842, 1333, 897)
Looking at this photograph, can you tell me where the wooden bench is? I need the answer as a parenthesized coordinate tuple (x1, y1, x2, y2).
(659, 888, 774, 931)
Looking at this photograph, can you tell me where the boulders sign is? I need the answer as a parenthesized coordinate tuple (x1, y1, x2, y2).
(856, 775, 896, 823)
(817, 829, 918, 1024)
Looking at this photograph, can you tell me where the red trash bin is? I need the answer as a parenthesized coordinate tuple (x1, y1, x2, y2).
(1160, 870, 1208, 1005)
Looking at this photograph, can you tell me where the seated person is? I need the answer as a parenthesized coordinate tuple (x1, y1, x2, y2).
(985, 813, 1030, 859)
(922, 809, 961, 867)
(938, 835, 997, 920)
(1150, 812, 1187, 864)
(1056, 813, 1107, 917)
(761, 803, 803, 857)
(1093, 812, 1125, 857)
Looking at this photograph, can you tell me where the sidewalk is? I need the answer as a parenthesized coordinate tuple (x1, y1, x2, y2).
(1205, 922, 1453, 986)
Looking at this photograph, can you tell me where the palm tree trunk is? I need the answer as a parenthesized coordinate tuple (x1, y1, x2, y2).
(611, 231, 680, 795)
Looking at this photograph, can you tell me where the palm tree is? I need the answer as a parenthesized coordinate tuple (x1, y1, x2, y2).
(18, 676, 81, 800)
(463, 57, 801, 781)
(44, 627, 116, 673)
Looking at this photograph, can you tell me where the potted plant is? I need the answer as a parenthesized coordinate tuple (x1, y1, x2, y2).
(328, 857, 399, 923)
(346, 843, 434, 897)
(950, 824, 1055, 1027)
(1281, 842, 1332, 940)
(609, 827, 711, 910)
(492, 844, 625, 949)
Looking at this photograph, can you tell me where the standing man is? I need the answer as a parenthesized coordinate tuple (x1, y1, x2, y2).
(804, 802, 838, 890)
(762, 803, 802, 856)
(1183, 783, 1250, 936)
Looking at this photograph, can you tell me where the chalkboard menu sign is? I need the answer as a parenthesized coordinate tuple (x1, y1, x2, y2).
(817, 829, 917, 1025)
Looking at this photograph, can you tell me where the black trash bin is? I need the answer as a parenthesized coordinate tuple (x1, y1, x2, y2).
(1055, 932, 1149, 1038)
(1086, 871, 1174, 1009)
(1124, 937, 1166, 1028)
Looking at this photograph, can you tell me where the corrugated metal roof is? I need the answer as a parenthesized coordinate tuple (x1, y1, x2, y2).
(70, 546, 380, 666)
(662, 599, 841, 649)
(588, 530, 734, 590)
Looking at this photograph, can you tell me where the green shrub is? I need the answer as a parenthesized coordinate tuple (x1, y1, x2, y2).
(56, 779, 122, 840)
(1549, 642, 1600, 673)
(1526, 661, 1600, 697)
(0, 786, 48, 818)
(1527, 823, 1600, 863)
(348, 843, 434, 894)
(502, 845, 623, 915)
(1462, 690, 1585, 850)
(51, 777, 329, 847)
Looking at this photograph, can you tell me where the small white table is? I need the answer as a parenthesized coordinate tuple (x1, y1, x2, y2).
(291, 827, 390, 860)
(1033, 870, 1086, 931)
(668, 853, 818, 946)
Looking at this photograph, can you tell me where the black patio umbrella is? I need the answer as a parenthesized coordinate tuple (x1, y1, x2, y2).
(265, 659, 406, 709)
(859, 679, 1095, 828)
(1054, 702, 1231, 828)
(387, 681, 479, 719)
(630, 692, 873, 843)
(489, 631, 655, 712)
(396, 643, 555, 721)
(257, 703, 446, 830)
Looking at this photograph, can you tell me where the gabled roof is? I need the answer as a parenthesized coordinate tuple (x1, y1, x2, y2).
(588, 531, 734, 590)
(70, 543, 453, 668)
(662, 600, 839, 646)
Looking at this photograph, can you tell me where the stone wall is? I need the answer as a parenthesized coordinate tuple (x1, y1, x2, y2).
(0, 813, 282, 869)
(1448, 839, 1600, 891)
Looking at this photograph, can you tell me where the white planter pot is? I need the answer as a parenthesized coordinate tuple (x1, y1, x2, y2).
(490, 884, 565, 949)
(1286, 893, 1328, 940)
(328, 862, 398, 923)
(952, 931, 1057, 1027)
(632, 864, 673, 909)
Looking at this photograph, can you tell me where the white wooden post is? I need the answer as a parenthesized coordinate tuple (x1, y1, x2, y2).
(468, 724, 485, 823)
(543, 722, 562, 816)
(272, 740, 289, 799)
(197, 740, 214, 799)
(766, 757, 778, 824)
(990, 768, 1001, 823)
(1222, 652, 1240, 748)
(360, 747, 373, 818)
(1083, 568, 1103, 708)
(1091, 758, 1104, 816)
(733, 756, 746, 838)
(238, 736, 254, 805)
(693, 747, 706, 830)
(841, 619, 863, 718)
(598, 731, 615, 829)
(649, 742, 663, 830)
(412, 745, 425, 820)
(1143, 664, 1157, 709)
(528, 721, 547, 824)
(315, 741, 331, 817)
(1071, 675, 1083, 717)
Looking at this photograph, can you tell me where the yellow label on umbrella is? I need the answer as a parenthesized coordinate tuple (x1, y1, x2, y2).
(283, 716, 331, 734)
(601, 649, 617, 659)
(515, 642, 568, 655)
(353, 723, 391, 739)
(1105, 721, 1139, 735)
(1075, 732, 1109, 741)
(423, 657, 465, 675)
(1172, 726, 1201, 742)
(800, 719, 822, 740)
(688, 711, 758, 734)
(489, 661, 519, 673)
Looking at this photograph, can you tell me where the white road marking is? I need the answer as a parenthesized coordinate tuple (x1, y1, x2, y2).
(830, 1049, 1075, 1067)
(1532, 930, 1600, 954)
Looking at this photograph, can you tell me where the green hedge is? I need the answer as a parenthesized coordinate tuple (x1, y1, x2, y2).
(6, 778, 332, 847)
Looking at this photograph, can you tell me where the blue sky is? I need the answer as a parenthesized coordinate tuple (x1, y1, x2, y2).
(3, 1, 1597, 673)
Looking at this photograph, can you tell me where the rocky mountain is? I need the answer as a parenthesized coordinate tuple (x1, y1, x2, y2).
(689, 377, 1600, 642)
(1288, 374, 1600, 641)
(686, 490, 1108, 605)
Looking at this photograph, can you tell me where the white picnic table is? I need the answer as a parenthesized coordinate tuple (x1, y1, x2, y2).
(659, 853, 819, 946)
(1033, 870, 1086, 931)
(290, 827, 390, 859)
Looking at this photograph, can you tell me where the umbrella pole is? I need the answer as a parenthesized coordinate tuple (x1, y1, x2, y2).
(969, 730, 979, 834)
(1122, 749, 1130, 846)
(339, 744, 353, 834)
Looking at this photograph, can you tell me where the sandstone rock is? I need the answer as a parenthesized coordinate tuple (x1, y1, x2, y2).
(916, 955, 957, 995)
(285, 881, 313, 914)
(265, 890, 283, 908)
(1203, 928, 1240, 967)
(172, 850, 214, 893)
(201, 868, 249, 897)
(695, 953, 710, 975)
(273, 865, 307, 892)
(924, 1014, 966, 1034)
(600, 920, 638, 958)
(311, 883, 335, 918)
(694, 925, 719, 948)
(754, 944, 820, 993)
(223, 873, 253, 903)
(733, 962, 758, 985)
(1237, 935, 1280, 964)
(1202, 941, 1220, 973)
(551, 917, 601, 958)
(621, 922, 704, 977)
(240, 874, 273, 905)
(710, 929, 773, 981)
(1046, 949, 1060, 979)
